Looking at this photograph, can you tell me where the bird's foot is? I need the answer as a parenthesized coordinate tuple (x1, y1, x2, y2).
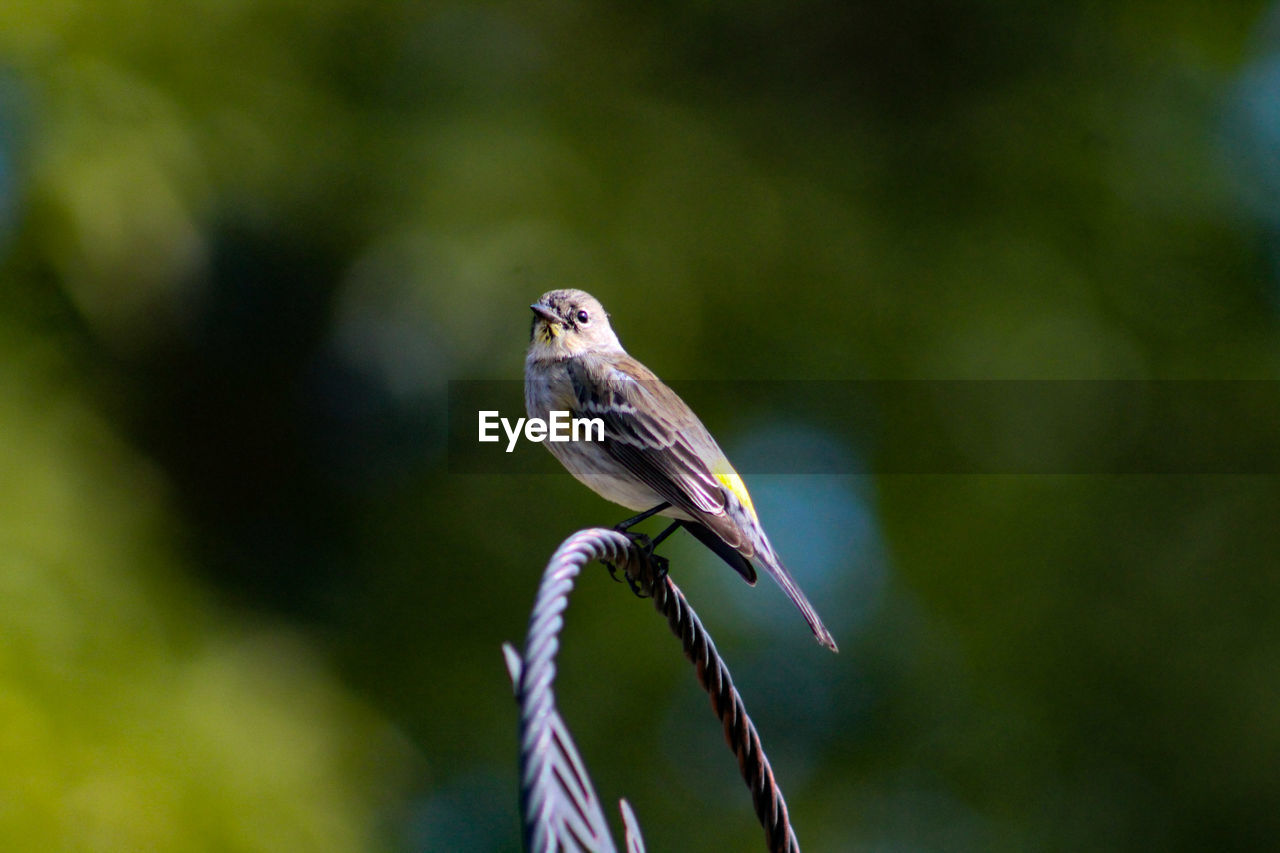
(614, 530, 668, 597)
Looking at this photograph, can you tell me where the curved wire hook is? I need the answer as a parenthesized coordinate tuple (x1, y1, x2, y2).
(509, 527, 801, 852)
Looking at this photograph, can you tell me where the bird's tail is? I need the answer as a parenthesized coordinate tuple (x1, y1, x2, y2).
(753, 535, 838, 652)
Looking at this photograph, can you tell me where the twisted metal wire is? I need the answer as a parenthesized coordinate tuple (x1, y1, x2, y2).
(515, 527, 641, 853)
(513, 526, 800, 852)
(635, 567, 802, 853)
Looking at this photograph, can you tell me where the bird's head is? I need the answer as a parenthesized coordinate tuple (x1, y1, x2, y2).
(528, 289, 622, 360)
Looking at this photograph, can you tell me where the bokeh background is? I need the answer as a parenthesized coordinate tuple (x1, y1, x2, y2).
(3, 2, 1280, 851)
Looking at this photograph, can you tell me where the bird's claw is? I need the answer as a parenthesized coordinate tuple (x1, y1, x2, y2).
(608, 531, 668, 598)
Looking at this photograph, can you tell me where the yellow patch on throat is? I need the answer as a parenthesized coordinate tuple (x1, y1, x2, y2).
(715, 471, 757, 521)
(538, 323, 560, 343)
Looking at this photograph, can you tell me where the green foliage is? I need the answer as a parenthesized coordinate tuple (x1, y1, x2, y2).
(0, 332, 415, 850)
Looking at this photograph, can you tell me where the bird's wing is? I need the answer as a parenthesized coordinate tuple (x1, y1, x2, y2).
(569, 353, 839, 651)
(566, 354, 753, 554)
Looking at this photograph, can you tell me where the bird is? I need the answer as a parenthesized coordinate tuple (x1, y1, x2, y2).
(524, 288, 837, 652)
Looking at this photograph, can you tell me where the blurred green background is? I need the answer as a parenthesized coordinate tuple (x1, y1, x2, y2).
(2, 2, 1279, 851)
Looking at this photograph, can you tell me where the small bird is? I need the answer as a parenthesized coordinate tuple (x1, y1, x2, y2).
(524, 288, 837, 651)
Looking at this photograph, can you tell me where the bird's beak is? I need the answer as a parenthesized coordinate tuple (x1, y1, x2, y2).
(530, 303, 561, 325)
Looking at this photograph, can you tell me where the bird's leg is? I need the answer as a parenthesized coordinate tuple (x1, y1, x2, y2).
(613, 502, 671, 532)
(616, 519, 677, 597)
(650, 520, 679, 549)
(644, 522, 676, 583)
(605, 503, 673, 592)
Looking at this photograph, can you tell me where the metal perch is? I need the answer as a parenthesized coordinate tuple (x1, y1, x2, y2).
(508, 527, 802, 852)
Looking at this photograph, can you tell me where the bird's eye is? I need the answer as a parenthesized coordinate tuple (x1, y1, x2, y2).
(576, 309, 590, 324)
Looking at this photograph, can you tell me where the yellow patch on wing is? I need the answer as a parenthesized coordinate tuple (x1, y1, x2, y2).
(715, 470, 757, 521)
